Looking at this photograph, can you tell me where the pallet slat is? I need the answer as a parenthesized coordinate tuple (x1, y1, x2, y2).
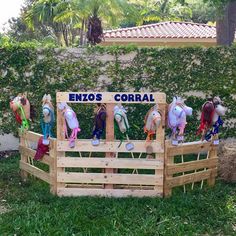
(19, 130, 42, 142)
(19, 130, 56, 144)
(57, 188, 162, 197)
(166, 168, 217, 188)
(167, 158, 218, 175)
(58, 172, 163, 185)
(20, 161, 51, 184)
(19, 146, 51, 166)
(57, 157, 163, 169)
(57, 140, 163, 153)
(167, 141, 215, 156)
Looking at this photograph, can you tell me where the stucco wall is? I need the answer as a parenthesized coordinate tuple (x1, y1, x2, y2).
(0, 134, 19, 151)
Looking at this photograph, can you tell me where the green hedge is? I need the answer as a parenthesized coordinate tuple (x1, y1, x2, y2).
(0, 45, 236, 140)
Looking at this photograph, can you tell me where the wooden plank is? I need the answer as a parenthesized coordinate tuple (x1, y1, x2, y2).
(19, 131, 28, 180)
(57, 92, 166, 104)
(20, 161, 51, 184)
(164, 141, 173, 197)
(167, 157, 218, 175)
(49, 139, 57, 195)
(57, 103, 66, 191)
(19, 146, 51, 166)
(207, 137, 218, 186)
(167, 141, 214, 156)
(57, 140, 163, 153)
(166, 168, 217, 188)
(19, 130, 56, 146)
(19, 130, 42, 143)
(57, 188, 162, 197)
(57, 172, 163, 185)
(57, 157, 163, 169)
(155, 103, 165, 194)
(105, 103, 115, 189)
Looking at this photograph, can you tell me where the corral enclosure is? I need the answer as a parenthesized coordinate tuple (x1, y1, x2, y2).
(19, 92, 218, 198)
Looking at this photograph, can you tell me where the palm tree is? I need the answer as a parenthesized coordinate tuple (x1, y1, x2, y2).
(80, 0, 127, 45)
(55, 0, 88, 46)
(25, 0, 127, 46)
(25, 0, 65, 45)
(53, 0, 82, 45)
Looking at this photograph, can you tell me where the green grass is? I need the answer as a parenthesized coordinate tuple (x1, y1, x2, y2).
(0, 155, 235, 236)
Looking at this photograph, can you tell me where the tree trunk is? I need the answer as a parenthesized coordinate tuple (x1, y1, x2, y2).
(62, 25, 69, 47)
(216, 1, 236, 46)
(79, 19, 85, 46)
(84, 19, 88, 45)
(54, 31, 63, 46)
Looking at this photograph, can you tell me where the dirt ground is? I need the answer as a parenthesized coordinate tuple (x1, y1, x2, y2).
(0, 150, 18, 160)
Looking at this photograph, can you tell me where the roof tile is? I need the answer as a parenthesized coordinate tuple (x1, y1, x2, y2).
(103, 21, 218, 39)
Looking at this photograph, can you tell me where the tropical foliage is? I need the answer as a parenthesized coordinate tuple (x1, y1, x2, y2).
(3, 0, 226, 46)
(1, 45, 236, 139)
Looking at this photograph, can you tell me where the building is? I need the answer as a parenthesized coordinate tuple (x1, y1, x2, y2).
(101, 21, 236, 47)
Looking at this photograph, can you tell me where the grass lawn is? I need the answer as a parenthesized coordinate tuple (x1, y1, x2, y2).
(0, 155, 235, 236)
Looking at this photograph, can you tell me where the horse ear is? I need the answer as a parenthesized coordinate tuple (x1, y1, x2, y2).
(47, 94, 52, 101)
(42, 94, 47, 102)
(173, 96, 177, 103)
(176, 96, 182, 103)
(213, 96, 221, 104)
(58, 102, 67, 110)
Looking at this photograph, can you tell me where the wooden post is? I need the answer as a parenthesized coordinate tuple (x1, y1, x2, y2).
(164, 141, 173, 197)
(56, 103, 66, 195)
(156, 103, 166, 196)
(105, 103, 115, 189)
(49, 139, 57, 195)
(19, 131, 28, 181)
(207, 137, 218, 187)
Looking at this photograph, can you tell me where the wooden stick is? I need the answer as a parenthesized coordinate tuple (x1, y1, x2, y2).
(156, 103, 165, 195)
(50, 139, 57, 195)
(56, 102, 66, 194)
(181, 154, 186, 193)
(201, 151, 209, 189)
(191, 152, 200, 190)
(125, 134, 137, 174)
(105, 103, 115, 189)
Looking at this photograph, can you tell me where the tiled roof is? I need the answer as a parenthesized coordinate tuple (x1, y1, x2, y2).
(103, 21, 217, 39)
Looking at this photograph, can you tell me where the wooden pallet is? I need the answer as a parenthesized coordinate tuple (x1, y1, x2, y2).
(56, 92, 166, 197)
(18, 91, 219, 198)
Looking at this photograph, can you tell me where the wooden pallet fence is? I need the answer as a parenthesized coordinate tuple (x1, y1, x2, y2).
(56, 153, 164, 197)
(164, 140, 218, 197)
(18, 91, 220, 198)
(56, 92, 166, 197)
(19, 130, 56, 193)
